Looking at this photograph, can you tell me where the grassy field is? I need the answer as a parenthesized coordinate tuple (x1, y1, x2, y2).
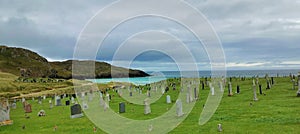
(0, 77, 300, 133)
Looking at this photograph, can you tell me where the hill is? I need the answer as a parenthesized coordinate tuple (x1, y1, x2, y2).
(0, 46, 149, 79)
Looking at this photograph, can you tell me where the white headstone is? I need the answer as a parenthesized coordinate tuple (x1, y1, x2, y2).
(186, 93, 190, 103)
(228, 82, 233, 96)
(144, 99, 151, 114)
(176, 100, 184, 117)
(71, 97, 75, 104)
(166, 95, 171, 104)
(106, 94, 110, 102)
(211, 86, 215, 96)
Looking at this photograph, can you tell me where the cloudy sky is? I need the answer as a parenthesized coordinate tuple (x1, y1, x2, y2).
(0, 0, 300, 71)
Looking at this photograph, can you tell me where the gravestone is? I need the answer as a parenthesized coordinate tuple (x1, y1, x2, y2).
(55, 97, 61, 106)
(186, 93, 190, 103)
(106, 94, 110, 102)
(43, 95, 46, 100)
(237, 85, 240, 94)
(161, 88, 165, 94)
(119, 102, 125, 113)
(219, 81, 224, 92)
(218, 124, 223, 132)
(72, 94, 76, 98)
(202, 81, 205, 90)
(99, 92, 103, 98)
(88, 93, 93, 102)
(228, 82, 233, 96)
(176, 100, 184, 117)
(166, 95, 171, 104)
(49, 100, 53, 109)
(297, 73, 300, 97)
(99, 96, 105, 106)
(70, 104, 84, 118)
(259, 84, 263, 95)
(144, 99, 151, 115)
(147, 90, 151, 97)
(83, 102, 88, 110)
(194, 88, 198, 100)
(11, 103, 16, 109)
(271, 77, 274, 85)
(0, 99, 12, 124)
(24, 103, 32, 113)
(71, 97, 75, 104)
(253, 84, 258, 101)
(266, 81, 270, 89)
(211, 86, 215, 96)
(38, 97, 42, 104)
(65, 100, 70, 106)
(187, 86, 193, 102)
(292, 79, 296, 90)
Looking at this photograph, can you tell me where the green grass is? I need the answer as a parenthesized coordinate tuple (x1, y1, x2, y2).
(0, 77, 300, 133)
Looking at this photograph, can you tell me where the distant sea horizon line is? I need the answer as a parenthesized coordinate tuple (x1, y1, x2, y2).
(87, 69, 299, 85)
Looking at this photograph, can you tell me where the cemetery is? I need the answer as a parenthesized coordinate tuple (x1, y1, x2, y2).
(0, 76, 300, 133)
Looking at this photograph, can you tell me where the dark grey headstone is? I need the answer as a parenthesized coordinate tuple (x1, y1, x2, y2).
(65, 100, 70, 106)
(70, 104, 83, 118)
(259, 85, 262, 95)
(119, 102, 125, 113)
(236, 85, 240, 94)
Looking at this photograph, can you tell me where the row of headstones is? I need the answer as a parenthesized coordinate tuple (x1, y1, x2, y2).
(207, 78, 274, 100)
(116, 98, 184, 117)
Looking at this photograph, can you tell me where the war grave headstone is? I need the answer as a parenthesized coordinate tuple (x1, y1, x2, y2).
(166, 95, 171, 104)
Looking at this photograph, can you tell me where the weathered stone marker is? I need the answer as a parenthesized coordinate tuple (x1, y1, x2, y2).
(253, 83, 258, 101)
(236, 85, 240, 94)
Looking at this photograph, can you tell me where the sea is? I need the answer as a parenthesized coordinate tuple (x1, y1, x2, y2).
(87, 69, 299, 85)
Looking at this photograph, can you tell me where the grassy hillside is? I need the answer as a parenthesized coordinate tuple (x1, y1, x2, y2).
(0, 46, 149, 79)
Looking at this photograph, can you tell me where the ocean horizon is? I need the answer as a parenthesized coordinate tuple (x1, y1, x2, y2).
(87, 69, 300, 85)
